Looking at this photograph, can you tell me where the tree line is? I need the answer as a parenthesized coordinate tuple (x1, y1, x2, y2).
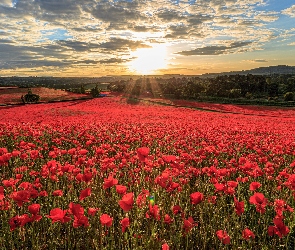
(108, 74, 295, 102)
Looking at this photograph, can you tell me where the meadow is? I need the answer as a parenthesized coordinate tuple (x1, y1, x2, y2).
(1, 96, 295, 249)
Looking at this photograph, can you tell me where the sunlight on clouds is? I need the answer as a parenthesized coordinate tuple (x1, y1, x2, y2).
(128, 44, 168, 74)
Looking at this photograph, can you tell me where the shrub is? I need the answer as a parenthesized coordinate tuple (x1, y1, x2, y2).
(22, 89, 40, 103)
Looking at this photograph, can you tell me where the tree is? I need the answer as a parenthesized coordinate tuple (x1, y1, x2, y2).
(90, 84, 101, 98)
(22, 88, 40, 103)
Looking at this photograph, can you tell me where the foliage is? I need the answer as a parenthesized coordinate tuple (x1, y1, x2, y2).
(90, 84, 101, 98)
(22, 88, 40, 103)
(284, 92, 294, 101)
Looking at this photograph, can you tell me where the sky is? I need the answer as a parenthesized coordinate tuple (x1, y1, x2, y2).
(0, 0, 295, 76)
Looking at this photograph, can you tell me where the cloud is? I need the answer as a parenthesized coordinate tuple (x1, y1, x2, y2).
(0, 0, 293, 75)
(99, 58, 129, 64)
(282, 5, 295, 18)
(56, 40, 100, 52)
(98, 38, 152, 51)
(245, 59, 268, 63)
(176, 41, 252, 56)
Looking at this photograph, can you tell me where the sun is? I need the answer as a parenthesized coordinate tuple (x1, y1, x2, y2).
(128, 44, 167, 75)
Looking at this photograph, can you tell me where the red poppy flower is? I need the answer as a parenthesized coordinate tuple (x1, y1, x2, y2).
(47, 208, 71, 224)
(146, 205, 160, 220)
(11, 190, 30, 207)
(172, 205, 183, 216)
(52, 190, 63, 197)
(162, 155, 177, 163)
(214, 183, 225, 193)
(234, 197, 244, 216)
(190, 192, 204, 205)
(88, 207, 99, 216)
(136, 189, 149, 207)
(249, 192, 267, 214)
(183, 217, 196, 233)
(28, 203, 40, 215)
(103, 175, 118, 189)
(216, 230, 230, 244)
(119, 192, 134, 212)
(120, 217, 130, 233)
(73, 215, 89, 228)
(79, 187, 91, 201)
(242, 228, 255, 240)
(0, 186, 4, 200)
(164, 214, 173, 224)
(82, 172, 93, 183)
(137, 147, 149, 162)
(162, 243, 169, 250)
(208, 195, 217, 204)
(79, 149, 88, 155)
(100, 214, 113, 227)
(69, 202, 84, 218)
(249, 182, 261, 191)
(116, 185, 127, 195)
(9, 214, 31, 231)
(38, 190, 48, 197)
(268, 218, 290, 238)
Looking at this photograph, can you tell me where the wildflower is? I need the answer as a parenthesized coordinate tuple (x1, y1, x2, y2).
(73, 215, 89, 228)
(234, 197, 244, 216)
(136, 189, 149, 207)
(28, 203, 40, 215)
(103, 175, 118, 189)
(79, 187, 91, 201)
(82, 172, 93, 183)
(88, 207, 99, 216)
(11, 190, 30, 206)
(9, 214, 31, 231)
(0, 186, 4, 200)
(242, 228, 255, 240)
(190, 192, 204, 205)
(268, 218, 290, 238)
(121, 217, 130, 233)
(100, 214, 113, 227)
(69, 203, 84, 218)
(146, 205, 160, 220)
(119, 192, 134, 212)
(162, 243, 169, 250)
(183, 217, 196, 233)
(164, 214, 173, 224)
(47, 208, 71, 224)
(249, 182, 261, 191)
(216, 230, 230, 244)
(137, 147, 149, 162)
(116, 185, 127, 195)
(249, 192, 267, 213)
(52, 190, 63, 197)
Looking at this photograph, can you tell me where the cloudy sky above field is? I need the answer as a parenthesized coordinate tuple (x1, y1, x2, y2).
(0, 0, 295, 76)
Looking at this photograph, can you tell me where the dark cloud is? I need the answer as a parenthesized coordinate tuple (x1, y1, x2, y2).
(89, 1, 145, 29)
(56, 40, 100, 52)
(165, 25, 191, 39)
(98, 38, 152, 51)
(177, 41, 252, 55)
(157, 9, 184, 22)
(0, 39, 14, 44)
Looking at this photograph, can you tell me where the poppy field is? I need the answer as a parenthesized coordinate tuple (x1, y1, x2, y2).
(1, 96, 295, 249)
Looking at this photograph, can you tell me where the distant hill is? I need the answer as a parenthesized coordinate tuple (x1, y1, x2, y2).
(202, 65, 295, 77)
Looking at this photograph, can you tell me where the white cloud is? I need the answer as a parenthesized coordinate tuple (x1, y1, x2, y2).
(282, 5, 295, 18)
